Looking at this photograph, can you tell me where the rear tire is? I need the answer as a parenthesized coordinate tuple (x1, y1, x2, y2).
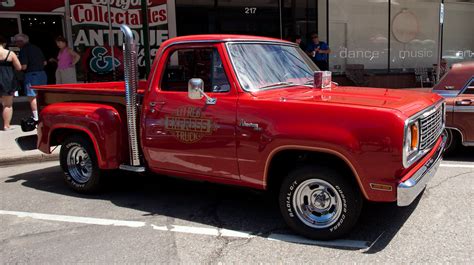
(279, 166, 362, 240)
(60, 135, 102, 193)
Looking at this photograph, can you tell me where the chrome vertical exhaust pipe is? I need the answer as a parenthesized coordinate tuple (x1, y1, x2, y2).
(120, 24, 144, 172)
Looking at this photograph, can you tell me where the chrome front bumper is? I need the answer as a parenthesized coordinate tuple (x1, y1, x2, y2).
(397, 135, 446, 207)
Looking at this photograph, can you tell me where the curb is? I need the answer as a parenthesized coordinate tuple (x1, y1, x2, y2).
(0, 151, 60, 167)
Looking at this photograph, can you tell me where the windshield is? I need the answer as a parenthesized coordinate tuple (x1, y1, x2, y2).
(227, 43, 319, 91)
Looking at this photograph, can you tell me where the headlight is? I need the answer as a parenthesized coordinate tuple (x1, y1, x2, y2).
(403, 121, 420, 168)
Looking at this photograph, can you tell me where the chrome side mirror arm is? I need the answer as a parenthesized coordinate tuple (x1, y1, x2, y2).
(188, 78, 217, 105)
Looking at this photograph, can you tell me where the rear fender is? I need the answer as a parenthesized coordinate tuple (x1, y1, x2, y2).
(38, 103, 127, 169)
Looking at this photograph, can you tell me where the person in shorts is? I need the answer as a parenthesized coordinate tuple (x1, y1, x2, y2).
(14, 33, 47, 121)
(0, 35, 22, 130)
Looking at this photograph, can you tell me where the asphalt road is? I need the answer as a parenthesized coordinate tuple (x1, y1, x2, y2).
(1, 149, 473, 263)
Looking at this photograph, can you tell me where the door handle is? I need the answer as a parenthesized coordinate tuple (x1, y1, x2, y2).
(455, 100, 472, 106)
(149, 101, 166, 113)
(149, 101, 166, 107)
(239, 119, 262, 132)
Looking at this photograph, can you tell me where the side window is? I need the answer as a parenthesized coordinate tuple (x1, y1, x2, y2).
(161, 48, 230, 93)
(463, 79, 474, 95)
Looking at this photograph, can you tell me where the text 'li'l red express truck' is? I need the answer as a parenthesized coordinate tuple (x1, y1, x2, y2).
(25, 25, 446, 240)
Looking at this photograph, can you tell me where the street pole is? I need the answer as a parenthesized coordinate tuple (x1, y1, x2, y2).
(436, 1, 445, 83)
(107, 0, 116, 81)
(141, 0, 151, 78)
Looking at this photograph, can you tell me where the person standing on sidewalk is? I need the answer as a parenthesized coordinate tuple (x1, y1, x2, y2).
(14, 33, 47, 121)
(307, 33, 331, 71)
(0, 35, 22, 131)
(49, 36, 80, 84)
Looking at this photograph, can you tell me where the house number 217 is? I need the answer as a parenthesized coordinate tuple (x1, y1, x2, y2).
(245, 7, 257, 14)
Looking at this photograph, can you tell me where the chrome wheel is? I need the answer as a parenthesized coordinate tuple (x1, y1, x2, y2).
(292, 179, 343, 229)
(66, 146, 93, 184)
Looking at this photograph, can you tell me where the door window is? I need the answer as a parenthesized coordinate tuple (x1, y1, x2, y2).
(161, 48, 230, 93)
(463, 79, 474, 94)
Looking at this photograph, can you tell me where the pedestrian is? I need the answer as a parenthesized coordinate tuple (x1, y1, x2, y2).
(0, 35, 22, 131)
(14, 33, 47, 121)
(306, 33, 331, 71)
(49, 36, 80, 84)
(293, 34, 306, 51)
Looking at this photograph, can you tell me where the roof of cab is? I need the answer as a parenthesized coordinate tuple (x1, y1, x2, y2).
(161, 34, 293, 47)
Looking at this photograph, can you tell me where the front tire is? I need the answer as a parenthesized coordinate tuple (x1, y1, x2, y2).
(279, 166, 362, 240)
(60, 135, 102, 193)
(444, 129, 459, 155)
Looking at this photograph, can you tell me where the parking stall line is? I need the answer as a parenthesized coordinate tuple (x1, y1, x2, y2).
(1, 210, 370, 249)
(0, 210, 146, 228)
(440, 163, 474, 169)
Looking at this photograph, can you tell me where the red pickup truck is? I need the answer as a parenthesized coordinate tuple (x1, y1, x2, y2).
(28, 26, 446, 240)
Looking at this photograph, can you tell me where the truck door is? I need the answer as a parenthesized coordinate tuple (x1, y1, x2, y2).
(142, 44, 240, 180)
(452, 78, 474, 144)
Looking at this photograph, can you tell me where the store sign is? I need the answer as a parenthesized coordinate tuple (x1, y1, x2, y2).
(59, 0, 168, 80)
(70, 2, 166, 29)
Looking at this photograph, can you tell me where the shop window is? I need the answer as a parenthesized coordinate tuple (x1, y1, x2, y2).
(328, 0, 389, 75)
(443, 1, 474, 66)
(161, 48, 230, 93)
(390, 0, 440, 71)
(176, 0, 280, 38)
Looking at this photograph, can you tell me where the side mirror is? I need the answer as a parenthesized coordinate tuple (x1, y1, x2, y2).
(187, 78, 217, 105)
(188, 78, 204, 100)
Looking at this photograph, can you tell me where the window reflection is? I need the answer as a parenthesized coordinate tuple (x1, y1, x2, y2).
(443, 1, 474, 66)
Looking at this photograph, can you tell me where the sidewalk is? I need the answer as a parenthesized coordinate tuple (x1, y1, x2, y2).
(0, 97, 59, 166)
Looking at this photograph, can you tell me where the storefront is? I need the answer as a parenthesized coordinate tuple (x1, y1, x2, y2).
(1, 0, 473, 87)
(175, 0, 474, 88)
(0, 0, 172, 82)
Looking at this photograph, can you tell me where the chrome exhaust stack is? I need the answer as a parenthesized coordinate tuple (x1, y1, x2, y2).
(119, 24, 145, 172)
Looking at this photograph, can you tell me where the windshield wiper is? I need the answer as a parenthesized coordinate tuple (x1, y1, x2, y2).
(259, 82, 294, 90)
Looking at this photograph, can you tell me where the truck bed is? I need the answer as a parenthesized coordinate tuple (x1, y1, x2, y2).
(33, 81, 147, 95)
(33, 81, 147, 108)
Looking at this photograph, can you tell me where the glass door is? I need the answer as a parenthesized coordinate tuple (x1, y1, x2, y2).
(0, 14, 21, 52)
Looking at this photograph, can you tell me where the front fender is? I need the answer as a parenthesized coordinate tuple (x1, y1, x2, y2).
(38, 102, 126, 169)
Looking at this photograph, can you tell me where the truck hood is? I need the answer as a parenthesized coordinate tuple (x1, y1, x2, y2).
(250, 85, 443, 118)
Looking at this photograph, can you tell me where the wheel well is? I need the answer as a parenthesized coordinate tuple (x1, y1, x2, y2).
(50, 128, 93, 147)
(266, 150, 359, 193)
(447, 128, 462, 142)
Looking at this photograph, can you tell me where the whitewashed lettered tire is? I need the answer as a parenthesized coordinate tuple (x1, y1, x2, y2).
(60, 135, 102, 193)
(279, 166, 362, 240)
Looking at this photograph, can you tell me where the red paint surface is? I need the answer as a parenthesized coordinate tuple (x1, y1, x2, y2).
(35, 35, 445, 202)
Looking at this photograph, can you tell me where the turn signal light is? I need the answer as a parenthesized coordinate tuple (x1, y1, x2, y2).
(370, 183, 393, 191)
(410, 123, 419, 150)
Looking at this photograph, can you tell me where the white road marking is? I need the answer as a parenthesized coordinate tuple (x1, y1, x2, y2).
(0, 210, 146, 228)
(151, 224, 254, 239)
(171, 225, 219, 236)
(220, 229, 254, 238)
(1, 210, 370, 249)
(440, 163, 474, 169)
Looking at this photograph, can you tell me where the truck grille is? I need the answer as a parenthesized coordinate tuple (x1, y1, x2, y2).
(419, 105, 444, 150)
